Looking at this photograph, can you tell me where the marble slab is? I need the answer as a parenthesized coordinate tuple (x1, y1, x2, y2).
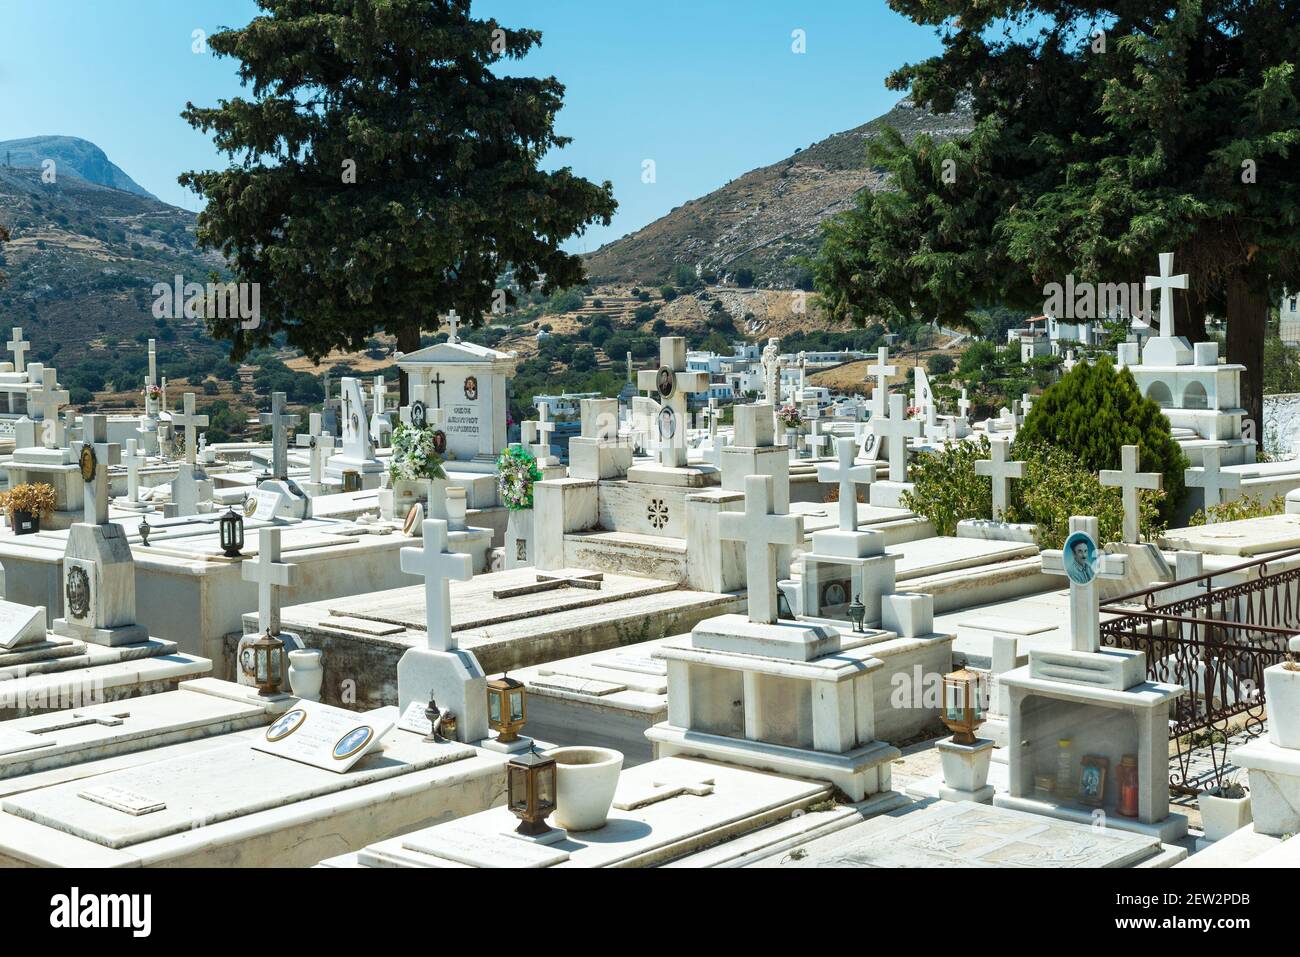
(1159, 514, 1300, 557)
(1, 724, 474, 849)
(0, 600, 46, 649)
(758, 800, 1165, 868)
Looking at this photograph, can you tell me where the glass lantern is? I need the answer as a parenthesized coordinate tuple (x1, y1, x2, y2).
(250, 630, 286, 697)
(486, 673, 527, 744)
(940, 668, 987, 745)
(507, 749, 557, 837)
(220, 508, 244, 557)
(341, 470, 362, 493)
(849, 594, 867, 634)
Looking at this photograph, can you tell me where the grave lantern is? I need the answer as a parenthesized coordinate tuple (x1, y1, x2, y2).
(341, 470, 362, 493)
(849, 594, 867, 634)
(250, 630, 286, 696)
(137, 516, 152, 547)
(940, 668, 987, 745)
(486, 673, 527, 744)
(507, 748, 557, 837)
(220, 507, 244, 557)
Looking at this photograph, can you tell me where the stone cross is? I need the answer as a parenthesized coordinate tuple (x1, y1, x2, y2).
(975, 437, 1025, 521)
(871, 392, 922, 483)
(259, 391, 299, 480)
(1021, 393, 1033, 421)
(78, 414, 119, 526)
(761, 337, 781, 406)
(719, 474, 803, 625)
(1064, 349, 1076, 372)
(28, 367, 68, 448)
(1145, 252, 1188, 338)
(7, 327, 29, 374)
(242, 527, 299, 637)
(868, 346, 898, 416)
(172, 392, 208, 466)
(1041, 516, 1128, 653)
(296, 412, 334, 485)
(124, 438, 147, 504)
(1100, 444, 1163, 544)
(957, 388, 971, 419)
(400, 518, 473, 652)
(63, 408, 80, 446)
(1185, 444, 1241, 516)
(703, 397, 720, 439)
(442, 309, 461, 344)
(636, 337, 710, 468)
(817, 437, 875, 531)
(372, 375, 388, 416)
(535, 405, 556, 461)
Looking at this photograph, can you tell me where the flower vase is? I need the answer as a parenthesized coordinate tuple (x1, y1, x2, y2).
(287, 649, 324, 702)
(505, 508, 534, 569)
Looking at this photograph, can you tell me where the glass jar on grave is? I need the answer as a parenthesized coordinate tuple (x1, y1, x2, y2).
(1116, 755, 1139, 818)
(1056, 739, 1074, 799)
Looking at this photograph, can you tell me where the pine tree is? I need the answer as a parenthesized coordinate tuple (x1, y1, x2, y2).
(1014, 356, 1188, 522)
(814, 2, 1300, 429)
(179, 0, 616, 399)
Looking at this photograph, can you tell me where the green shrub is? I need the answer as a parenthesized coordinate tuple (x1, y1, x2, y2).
(1188, 493, 1285, 527)
(901, 437, 1166, 548)
(1015, 354, 1187, 523)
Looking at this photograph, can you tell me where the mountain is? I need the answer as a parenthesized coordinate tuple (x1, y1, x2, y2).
(0, 136, 158, 200)
(583, 97, 975, 288)
(0, 159, 226, 372)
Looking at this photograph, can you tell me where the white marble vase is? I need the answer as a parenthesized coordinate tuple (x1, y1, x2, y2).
(547, 747, 624, 831)
(1265, 662, 1300, 749)
(288, 649, 324, 702)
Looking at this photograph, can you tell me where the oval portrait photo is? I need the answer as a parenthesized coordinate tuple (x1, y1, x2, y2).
(1062, 531, 1097, 585)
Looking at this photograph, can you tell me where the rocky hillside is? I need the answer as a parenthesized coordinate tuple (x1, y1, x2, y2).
(0, 162, 223, 367)
(0, 136, 157, 199)
(583, 97, 974, 288)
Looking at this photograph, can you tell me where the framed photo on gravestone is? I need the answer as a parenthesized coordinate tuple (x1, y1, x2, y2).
(252, 699, 394, 773)
(657, 367, 675, 398)
(463, 375, 479, 401)
(432, 429, 447, 455)
(410, 400, 427, 428)
(657, 406, 676, 441)
(862, 431, 880, 462)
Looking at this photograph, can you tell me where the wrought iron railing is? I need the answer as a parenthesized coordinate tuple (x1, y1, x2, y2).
(1099, 548, 1300, 793)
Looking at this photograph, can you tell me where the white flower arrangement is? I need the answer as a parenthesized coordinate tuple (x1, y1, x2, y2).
(389, 422, 447, 483)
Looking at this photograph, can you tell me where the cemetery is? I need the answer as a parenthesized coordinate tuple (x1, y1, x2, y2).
(6, 5, 1300, 914)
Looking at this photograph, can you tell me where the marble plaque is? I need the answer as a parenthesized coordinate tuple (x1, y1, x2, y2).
(252, 489, 283, 521)
(0, 600, 47, 649)
(593, 654, 666, 677)
(402, 827, 570, 868)
(252, 700, 393, 773)
(78, 785, 166, 816)
(397, 701, 433, 736)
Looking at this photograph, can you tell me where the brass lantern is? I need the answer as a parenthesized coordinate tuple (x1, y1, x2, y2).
(941, 668, 987, 745)
(507, 749, 557, 837)
(486, 673, 527, 744)
(220, 507, 244, 557)
(250, 630, 286, 696)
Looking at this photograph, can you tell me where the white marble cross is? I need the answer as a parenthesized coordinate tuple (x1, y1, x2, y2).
(1145, 252, 1188, 338)
(868, 346, 897, 416)
(259, 391, 299, 480)
(400, 519, 473, 652)
(372, 375, 388, 415)
(817, 437, 874, 531)
(719, 474, 803, 625)
(1020, 392, 1033, 421)
(534, 406, 556, 462)
(295, 412, 334, 485)
(1041, 516, 1128, 653)
(7, 327, 29, 374)
(442, 309, 461, 344)
(28, 367, 69, 443)
(872, 392, 922, 483)
(172, 392, 208, 466)
(1100, 444, 1163, 544)
(704, 397, 720, 439)
(124, 438, 147, 504)
(78, 414, 119, 526)
(975, 437, 1025, 521)
(636, 337, 710, 468)
(242, 527, 299, 637)
(957, 388, 971, 419)
(1185, 444, 1240, 516)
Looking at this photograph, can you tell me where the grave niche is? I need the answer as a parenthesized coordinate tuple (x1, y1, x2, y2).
(687, 666, 744, 738)
(1013, 694, 1139, 811)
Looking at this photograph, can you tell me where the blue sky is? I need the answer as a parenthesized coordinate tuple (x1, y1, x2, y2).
(0, 0, 944, 250)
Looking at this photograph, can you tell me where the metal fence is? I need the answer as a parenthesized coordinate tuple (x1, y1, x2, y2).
(1100, 549, 1300, 793)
